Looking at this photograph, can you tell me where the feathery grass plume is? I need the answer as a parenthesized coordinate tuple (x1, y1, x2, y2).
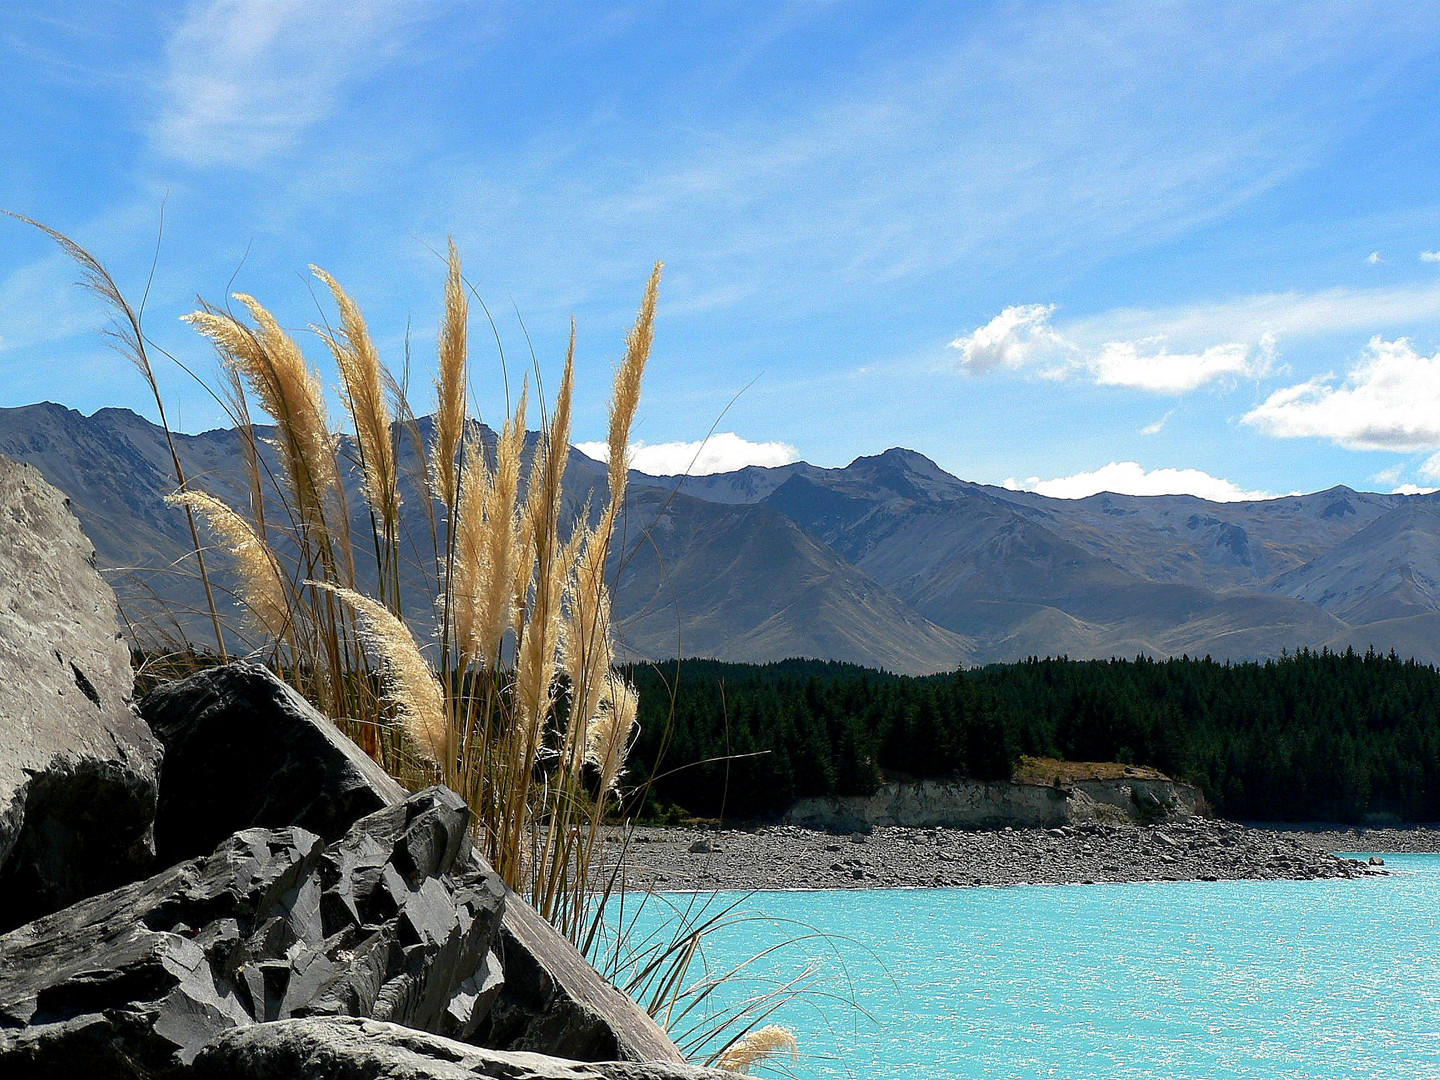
(219, 362, 268, 540)
(457, 388, 528, 669)
(714, 1025, 799, 1075)
(450, 432, 493, 666)
(587, 672, 638, 794)
(561, 527, 614, 771)
(185, 296, 339, 533)
(312, 267, 399, 536)
(313, 582, 449, 769)
(513, 331, 575, 744)
(602, 261, 662, 531)
(432, 239, 468, 509)
(167, 490, 289, 641)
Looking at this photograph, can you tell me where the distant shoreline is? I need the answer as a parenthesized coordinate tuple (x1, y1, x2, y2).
(609, 818, 1407, 892)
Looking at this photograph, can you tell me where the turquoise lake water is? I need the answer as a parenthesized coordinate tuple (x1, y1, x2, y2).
(617, 854, 1440, 1079)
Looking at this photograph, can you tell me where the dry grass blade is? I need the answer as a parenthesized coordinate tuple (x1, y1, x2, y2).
(6, 210, 229, 658)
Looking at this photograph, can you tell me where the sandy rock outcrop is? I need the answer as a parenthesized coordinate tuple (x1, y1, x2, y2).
(785, 775, 1200, 831)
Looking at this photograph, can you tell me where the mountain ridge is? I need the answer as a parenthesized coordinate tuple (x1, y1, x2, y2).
(2, 401, 1434, 674)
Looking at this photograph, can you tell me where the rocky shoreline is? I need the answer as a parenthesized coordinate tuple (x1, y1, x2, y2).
(610, 818, 1413, 892)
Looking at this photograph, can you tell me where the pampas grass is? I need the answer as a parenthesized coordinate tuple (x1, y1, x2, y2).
(177, 250, 667, 939)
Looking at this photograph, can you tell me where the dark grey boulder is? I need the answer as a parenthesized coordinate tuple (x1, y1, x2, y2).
(0, 456, 163, 932)
(139, 661, 404, 864)
(0, 787, 505, 1079)
(192, 1016, 733, 1080)
(138, 662, 685, 1064)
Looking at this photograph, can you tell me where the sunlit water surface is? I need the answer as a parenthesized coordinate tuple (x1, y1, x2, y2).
(618, 854, 1440, 1079)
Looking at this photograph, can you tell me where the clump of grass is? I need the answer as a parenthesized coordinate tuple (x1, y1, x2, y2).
(175, 254, 667, 942)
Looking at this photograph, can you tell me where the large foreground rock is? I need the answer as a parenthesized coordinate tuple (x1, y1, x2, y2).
(139, 663, 685, 1064)
(141, 662, 402, 864)
(0, 456, 162, 931)
(0, 787, 505, 1078)
(192, 1016, 731, 1080)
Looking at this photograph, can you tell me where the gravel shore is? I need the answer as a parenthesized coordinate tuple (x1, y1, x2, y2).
(607, 818, 1414, 891)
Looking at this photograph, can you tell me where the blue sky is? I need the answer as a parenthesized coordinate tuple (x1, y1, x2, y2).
(5, 1, 1440, 499)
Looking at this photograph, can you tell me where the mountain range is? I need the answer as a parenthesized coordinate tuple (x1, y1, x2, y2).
(4, 401, 1438, 675)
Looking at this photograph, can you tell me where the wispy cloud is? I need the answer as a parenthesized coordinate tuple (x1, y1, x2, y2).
(1005, 461, 1276, 502)
(1065, 280, 1440, 345)
(1140, 410, 1175, 436)
(1368, 250, 1384, 264)
(1422, 250, 1440, 263)
(427, 2, 1431, 322)
(576, 432, 799, 476)
(0, 250, 100, 351)
(153, 0, 414, 168)
(1243, 336, 1440, 451)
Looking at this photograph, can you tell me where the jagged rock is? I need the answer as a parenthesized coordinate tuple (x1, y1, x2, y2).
(0, 456, 163, 932)
(139, 662, 404, 864)
(0, 787, 505, 1079)
(191, 1016, 733, 1080)
(138, 662, 685, 1063)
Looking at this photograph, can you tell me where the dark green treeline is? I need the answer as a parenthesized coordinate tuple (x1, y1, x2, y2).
(621, 649, 1440, 824)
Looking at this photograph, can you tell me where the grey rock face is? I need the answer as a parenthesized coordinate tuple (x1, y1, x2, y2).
(139, 662, 404, 864)
(0, 787, 505, 1079)
(140, 662, 684, 1064)
(191, 1016, 732, 1080)
(0, 456, 163, 932)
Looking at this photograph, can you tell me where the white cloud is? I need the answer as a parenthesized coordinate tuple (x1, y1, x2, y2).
(1090, 334, 1276, 393)
(1004, 462, 1275, 502)
(950, 304, 1071, 374)
(1368, 251, 1384, 264)
(1393, 483, 1440, 495)
(576, 432, 799, 476)
(154, 0, 410, 167)
(1423, 251, 1440, 263)
(953, 305, 1270, 393)
(1242, 337, 1440, 451)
